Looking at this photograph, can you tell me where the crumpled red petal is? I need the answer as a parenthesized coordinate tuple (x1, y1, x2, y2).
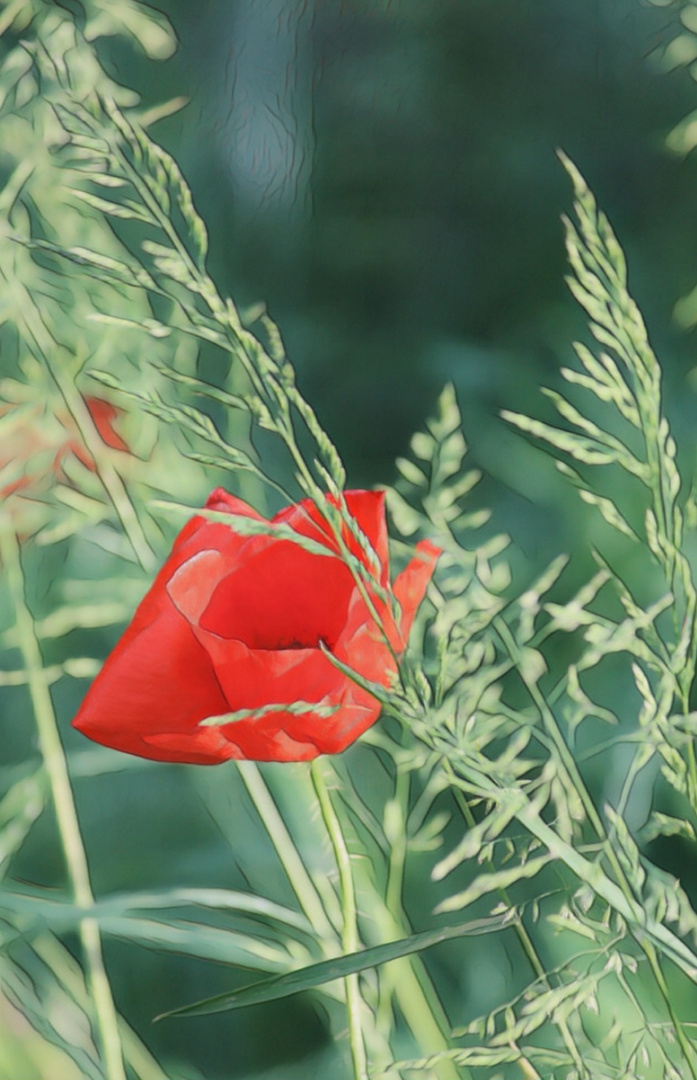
(72, 600, 233, 765)
(394, 539, 442, 640)
(276, 490, 389, 585)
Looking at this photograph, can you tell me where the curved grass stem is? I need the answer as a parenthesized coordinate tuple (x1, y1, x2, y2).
(367, 764, 465, 1080)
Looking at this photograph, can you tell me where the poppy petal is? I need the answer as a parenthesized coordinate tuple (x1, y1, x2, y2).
(394, 540, 441, 640)
(276, 490, 389, 583)
(199, 543, 355, 650)
(73, 600, 231, 765)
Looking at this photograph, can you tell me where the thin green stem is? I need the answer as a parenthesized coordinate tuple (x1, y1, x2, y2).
(643, 941, 697, 1080)
(444, 762, 588, 1079)
(311, 757, 368, 1080)
(236, 761, 337, 947)
(0, 522, 126, 1080)
(34, 934, 169, 1080)
(688, 741, 697, 817)
(384, 767, 409, 919)
(362, 762, 464, 1080)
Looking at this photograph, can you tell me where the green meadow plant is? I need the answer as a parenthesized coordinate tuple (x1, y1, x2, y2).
(2, 3, 697, 1079)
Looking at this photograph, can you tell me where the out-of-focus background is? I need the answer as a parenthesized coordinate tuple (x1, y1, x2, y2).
(139, 0, 697, 548)
(7, 1, 697, 1077)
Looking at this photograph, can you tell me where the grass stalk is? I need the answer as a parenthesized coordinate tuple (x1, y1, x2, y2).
(311, 756, 369, 1080)
(368, 765, 465, 1080)
(445, 762, 588, 1078)
(237, 761, 337, 946)
(0, 522, 126, 1080)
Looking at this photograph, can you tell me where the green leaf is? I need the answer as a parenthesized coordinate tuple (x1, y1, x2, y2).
(1, 884, 312, 935)
(155, 913, 506, 1019)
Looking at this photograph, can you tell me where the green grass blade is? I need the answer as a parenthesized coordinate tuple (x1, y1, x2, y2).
(1, 884, 312, 935)
(156, 913, 507, 1020)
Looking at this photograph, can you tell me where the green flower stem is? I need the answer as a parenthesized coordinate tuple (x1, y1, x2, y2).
(0, 523, 126, 1080)
(370, 931, 462, 1080)
(367, 766, 464, 1080)
(237, 761, 337, 946)
(313, 757, 464, 1080)
(237, 763, 396, 1071)
(311, 757, 369, 1080)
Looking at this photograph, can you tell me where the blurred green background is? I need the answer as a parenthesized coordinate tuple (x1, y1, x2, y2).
(99, 0, 697, 557)
(10, 0, 697, 1077)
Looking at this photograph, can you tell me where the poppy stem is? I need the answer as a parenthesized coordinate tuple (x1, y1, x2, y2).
(237, 761, 337, 944)
(369, 765, 465, 1080)
(311, 756, 369, 1080)
(0, 522, 127, 1080)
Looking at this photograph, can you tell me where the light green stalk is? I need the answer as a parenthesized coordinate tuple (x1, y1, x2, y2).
(237, 760, 337, 945)
(496, 620, 697, 1076)
(445, 762, 587, 1079)
(364, 764, 465, 1080)
(311, 757, 369, 1080)
(34, 933, 169, 1080)
(0, 522, 126, 1080)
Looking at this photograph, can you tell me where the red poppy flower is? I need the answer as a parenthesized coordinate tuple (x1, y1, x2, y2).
(73, 488, 439, 763)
